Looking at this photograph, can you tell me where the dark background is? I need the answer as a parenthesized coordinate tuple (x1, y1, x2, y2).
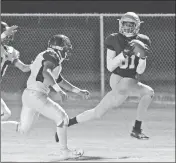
(1, 0, 175, 14)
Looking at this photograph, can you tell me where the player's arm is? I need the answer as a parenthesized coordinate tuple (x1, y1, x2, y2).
(42, 61, 63, 92)
(136, 58, 146, 74)
(1, 25, 18, 42)
(57, 75, 80, 93)
(8, 47, 31, 72)
(105, 35, 126, 72)
(14, 59, 31, 72)
(136, 37, 151, 74)
(106, 49, 126, 72)
(1, 33, 7, 42)
(57, 75, 89, 99)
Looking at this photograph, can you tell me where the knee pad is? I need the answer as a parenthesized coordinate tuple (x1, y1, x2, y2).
(147, 88, 154, 98)
(141, 86, 154, 98)
(63, 113, 69, 126)
(57, 112, 69, 127)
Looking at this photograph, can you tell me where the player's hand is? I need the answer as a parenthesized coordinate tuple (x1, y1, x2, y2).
(78, 90, 90, 100)
(29, 61, 34, 70)
(3, 25, 18, 37)
(137, 44, 150, 59)
(144, 44, 151, 57)
(59, 90, 68, 102)
(123, 44, 135, 57)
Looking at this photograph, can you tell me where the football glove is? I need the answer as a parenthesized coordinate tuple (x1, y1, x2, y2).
(123, 44, 135, 57)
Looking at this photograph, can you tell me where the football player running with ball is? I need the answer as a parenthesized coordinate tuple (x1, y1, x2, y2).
(1, 34, 89, 160)
(58, 12, 154, 140)
(1, 21, 31, 121)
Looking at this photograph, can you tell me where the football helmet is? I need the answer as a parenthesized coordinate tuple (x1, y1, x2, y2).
(48, 34, 72, 60)
(118, 12, 143, 37)
(1, 21, 15, 44)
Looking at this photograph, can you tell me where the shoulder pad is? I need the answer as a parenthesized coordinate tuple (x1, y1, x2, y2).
(137, 34, 151, 47)
(43, 50, 60, 66)
(105, 33, 119, 50)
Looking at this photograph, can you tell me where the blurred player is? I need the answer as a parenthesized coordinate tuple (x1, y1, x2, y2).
(1, 21, 31, 121)
(60, 12, 154, 140)
(1, 34, 89, 160)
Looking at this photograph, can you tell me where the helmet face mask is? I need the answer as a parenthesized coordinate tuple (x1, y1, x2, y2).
(119, 12, 142, 37)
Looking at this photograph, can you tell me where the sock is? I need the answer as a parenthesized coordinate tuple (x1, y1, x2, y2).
(134, 120, 142, 131)
(56, 125, 68, 150)
(136, 94, 153, 121)
(68, 117, 78, 127)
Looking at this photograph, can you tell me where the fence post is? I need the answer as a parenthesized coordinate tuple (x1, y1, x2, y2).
(100, 14, 105, 98)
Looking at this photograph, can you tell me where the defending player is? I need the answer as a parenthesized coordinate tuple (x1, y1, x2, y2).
(60, 12, 154, 140)
(1, 34, 89, 160)
(1, 21, 31, 121)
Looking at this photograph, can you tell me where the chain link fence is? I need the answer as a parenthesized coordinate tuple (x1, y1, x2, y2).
(1, 14, 175, 98)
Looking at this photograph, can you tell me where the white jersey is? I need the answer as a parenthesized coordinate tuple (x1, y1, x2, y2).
(27, 48, 63, 94)
(1, 45, 19, 77)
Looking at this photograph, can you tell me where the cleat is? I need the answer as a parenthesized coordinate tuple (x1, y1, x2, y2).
(55, 132, 59, 143)
(130, 127, 149, 140)
(58, 148, 84, 160)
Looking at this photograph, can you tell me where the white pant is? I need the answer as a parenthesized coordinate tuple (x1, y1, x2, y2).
(19, 88, 68, 134)
(1, 98, 11, 121)
(89, 73, 154, 119)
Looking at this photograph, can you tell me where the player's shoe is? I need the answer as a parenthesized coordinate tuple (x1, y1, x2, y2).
(130, 127, 149, 140)
(55, 132, 59, 142)
(58, 148, 84, 160)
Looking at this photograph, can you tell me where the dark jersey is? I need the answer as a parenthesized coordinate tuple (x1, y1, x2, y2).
(105, 33, 151, 78)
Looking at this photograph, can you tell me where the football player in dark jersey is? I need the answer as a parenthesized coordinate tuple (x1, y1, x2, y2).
(65, 12, 154, 140)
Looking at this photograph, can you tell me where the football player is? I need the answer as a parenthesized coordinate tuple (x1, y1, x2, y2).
(1, 34, 89, 160)
(61, 12, 154, 140)
(1, 21, 31, 121)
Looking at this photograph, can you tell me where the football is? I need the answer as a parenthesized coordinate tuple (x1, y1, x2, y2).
(129, 39, 148, 58)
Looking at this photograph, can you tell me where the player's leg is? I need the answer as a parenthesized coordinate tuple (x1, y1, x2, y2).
(17, 89, 38, 134)
(1, 89, 37, 135)
(69, 91, 128, 126)
(68, 73, 128, 126)
(1, 98, 11, 121)
(35, 95, 83, 159)
(54, 90, 128, 143)
(130, 82, 154, 139)
(55, 90, 124, 143)
(17, 107, 37, 135)
(56, 74, 129, 143)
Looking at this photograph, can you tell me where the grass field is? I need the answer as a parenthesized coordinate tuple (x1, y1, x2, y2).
(1, 93, 175, 162)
